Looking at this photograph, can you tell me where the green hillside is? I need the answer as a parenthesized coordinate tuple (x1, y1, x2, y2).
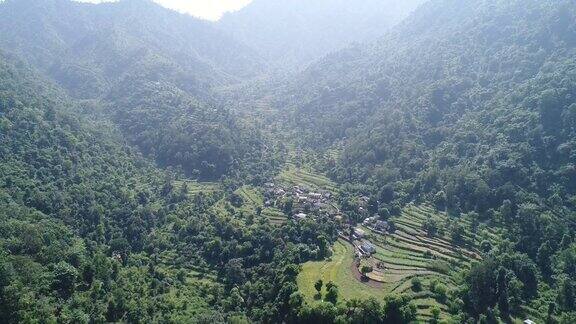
(1, 0, 576, 323)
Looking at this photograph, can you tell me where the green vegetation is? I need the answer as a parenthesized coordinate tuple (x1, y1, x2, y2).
(278, 164, 339, 194)
(209, 185, 287, 226)
(1, 0, 576, 322)
(173, 180, 221, 197)
(298, 204, 484, 321)
(298, 240, 387, 301)
(0, 0, 277, 182)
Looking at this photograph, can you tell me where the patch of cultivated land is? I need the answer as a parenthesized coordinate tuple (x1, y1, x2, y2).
(173, 180, 221, 196)
(277, 164, 339, 193)
(297, 239, 388, 301)
(298, 204, 498, 320)
(212, 185, 288, 225)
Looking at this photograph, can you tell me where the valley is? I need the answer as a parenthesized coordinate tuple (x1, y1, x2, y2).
(171, 159, 499, 322)
(1, 0, 575, 323)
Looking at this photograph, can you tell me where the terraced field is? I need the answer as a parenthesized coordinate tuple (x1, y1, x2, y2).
(173, 180, 221, 196)
(212, 185, 288, 225)
(277, 164, 339, 193)
(297, 239, 388, 301)
(298, 204, 498, 322)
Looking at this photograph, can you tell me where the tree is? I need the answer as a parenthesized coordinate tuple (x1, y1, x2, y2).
(499, 200, 514, 224)
(382, 295, 416, 323)
(433, 191, 447, 211)
(300, 301, 337, 323)
(317, 235, 330, 258)
(325, 280, 336, 291)
(225, 258, 246, 285)
(537, 241, 554, 279)
(314, 279, 323, 299)
(325, 286, 338, 304)
(430, 306, 441, 324)
(496, 267, 510, 317)
(283, 198, 294, 215)
(434, 283, 448, 303)
(450, 223, 465, 246)
(480, 240, 492, 253)
(361, 265, 373, 278)
(464, 259, 498, 316)
(559, 311, 576, 324)
(547, 302, 556, 322)
(52, 261, 78, 298)
(559, 276, 575, 311)
(411, 277, 422, 292)
(289, 292, 304, 309)
(379, 185, 395, 204)
(378, 207, 391, 220)
(423, 218, 438, 237)
(229, 193, 244, 207)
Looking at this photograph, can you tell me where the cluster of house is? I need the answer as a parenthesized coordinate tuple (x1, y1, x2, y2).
(350, 227, 377, 257)
(350, 212, 396, 259)
(362, 216, 390, 234)
(263, 182, 341, 221)
(263, 182, 393, 263)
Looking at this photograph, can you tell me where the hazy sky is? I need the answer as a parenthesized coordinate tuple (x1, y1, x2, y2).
(76, 0, 253, 21)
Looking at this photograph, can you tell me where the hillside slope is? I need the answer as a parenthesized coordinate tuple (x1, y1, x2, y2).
(0, 0, 274, 180)
(287, 0, 576, 211)
(219, 0, 424, 70)
(0, 0, 264, 99)
(277, 0, 576, 320)
(0, 52, 216, 322)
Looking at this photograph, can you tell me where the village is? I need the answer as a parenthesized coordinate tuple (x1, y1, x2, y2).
(263, 181, 393, 281)
(263, 182, 340, 221)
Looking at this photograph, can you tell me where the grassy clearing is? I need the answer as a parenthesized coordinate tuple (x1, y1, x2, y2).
(297, 239, 388, 302)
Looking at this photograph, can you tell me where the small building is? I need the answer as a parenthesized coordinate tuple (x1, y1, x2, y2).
(354, 228, 366, 238)
(375, 220, 390, 232)
(295, 213, 307, 220)
(523, 320, 535, 324)
(363, 216, 377, 226)
(309, 192, 322, 200)
(360, 242, 376, 255)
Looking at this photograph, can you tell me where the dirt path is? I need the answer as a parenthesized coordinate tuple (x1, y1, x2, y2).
(350, 259, 384, 289)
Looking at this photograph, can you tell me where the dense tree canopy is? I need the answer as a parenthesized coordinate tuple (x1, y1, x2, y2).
(1, 0, 576, 322)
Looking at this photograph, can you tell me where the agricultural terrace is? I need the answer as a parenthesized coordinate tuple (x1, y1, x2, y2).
(211, 185, 288, 225)
(173, 180, 221, 197)
(277, 163, 339, 194)
(298, 204, 500, 322)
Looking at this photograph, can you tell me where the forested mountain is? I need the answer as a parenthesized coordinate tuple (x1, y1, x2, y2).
(0, 0, 272, 180)
(277, 0, 576, 320)
(218, 0, 425, 70)
(0, 0, 264, 99)
(287, 0, 576, 209)
(0, 51, 201, 321)
(2, 0, 576, 322)
(0, 52, 338, 323)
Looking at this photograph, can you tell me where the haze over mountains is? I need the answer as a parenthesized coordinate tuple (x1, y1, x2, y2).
(1, 0, 576, 323)
(218, 0, 425, 69)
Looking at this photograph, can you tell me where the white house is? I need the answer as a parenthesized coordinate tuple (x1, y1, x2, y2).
(354, 228, 366, 238)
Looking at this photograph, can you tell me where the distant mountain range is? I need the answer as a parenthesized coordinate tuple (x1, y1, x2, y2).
(218, 0, 425, 70)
